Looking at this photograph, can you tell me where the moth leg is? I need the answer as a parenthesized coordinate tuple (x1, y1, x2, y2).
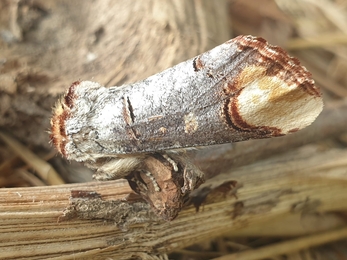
(86, 156, 146, 181)
(181, 158, 205, 194)
(164, 150, 205, 194)
(144, 170, 161, 192)
(121, 152, 205, 220)
(161, 153, 178, 172)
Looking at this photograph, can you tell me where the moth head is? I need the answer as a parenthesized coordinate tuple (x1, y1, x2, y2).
(222, 36, 323, 136)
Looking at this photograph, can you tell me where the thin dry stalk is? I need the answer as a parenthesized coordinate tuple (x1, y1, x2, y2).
(0, 131, 64, 185)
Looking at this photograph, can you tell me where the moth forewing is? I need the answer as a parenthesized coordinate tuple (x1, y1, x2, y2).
(51, 35, 323, 164)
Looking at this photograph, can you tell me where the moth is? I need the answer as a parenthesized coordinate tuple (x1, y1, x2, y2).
(51, 35, 323, 219)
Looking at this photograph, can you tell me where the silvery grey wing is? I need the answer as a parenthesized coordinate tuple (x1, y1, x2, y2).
(51, 35, 323, 163)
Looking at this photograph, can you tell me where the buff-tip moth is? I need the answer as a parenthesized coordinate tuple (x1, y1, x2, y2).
(51, 35, 323, 220)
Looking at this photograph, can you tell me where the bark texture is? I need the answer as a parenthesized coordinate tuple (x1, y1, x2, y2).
(1, 144, 347, 259)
